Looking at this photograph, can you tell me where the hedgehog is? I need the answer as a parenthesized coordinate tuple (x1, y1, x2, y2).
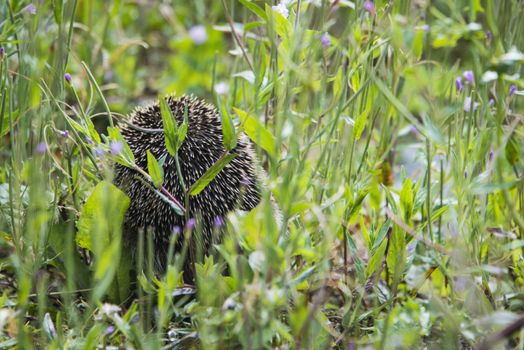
(114, 95, 261, 282)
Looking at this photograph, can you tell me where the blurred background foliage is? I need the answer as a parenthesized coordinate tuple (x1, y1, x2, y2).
(0, 0, 523, 349)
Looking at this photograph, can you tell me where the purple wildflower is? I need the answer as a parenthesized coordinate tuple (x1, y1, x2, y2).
(485, 31, 492, 42)
(363, 1, 376, 15)
(61, 130, 69, 138)
(214, 81, 229, 95)
(172, 225, 181, 236)
(213, 216, 225, 228)
(455, 77, 463, 92)
(94, 145, 105, 157)
(85, 136, 94, 144)
(0, 47, 4, 59)
(489, 150, 494, 161)
(109, 141, 123, 155)
(463, 96, 479, 112)
(186, 218, 196, 230)
(488, 98, 495, 107)
(320, 33, 331, 48)
(188, 25, 208, 45)
(64, 73, 71, 83)
(409, 125, 418, 135)
(24, 3, 36, 15)
(464, 170, 468, 178)
(36, 142, 46, 154)
(454, 276, 468, 292)
(463, 70, 474, 84)
(509, 84, 517, 96)
(104, 326, 115, 336)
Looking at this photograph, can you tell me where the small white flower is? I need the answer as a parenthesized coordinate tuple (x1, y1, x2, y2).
(43, 313, 57, 339)
(222, 296, 239, 310)
(281, 121, 293, 138)
(463, 96, 479, 112)
(96, 303, 121, 320)
(188, 25, 208, 45)
(0, 309, 15, 334)
(214, 81, 229, 95)
(272, 3, 289, 18)
(266, 287, 284, 303)
(248, 250, 265, 271)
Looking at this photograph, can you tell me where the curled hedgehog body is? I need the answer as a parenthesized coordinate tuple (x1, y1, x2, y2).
(115, 95, 261, 281)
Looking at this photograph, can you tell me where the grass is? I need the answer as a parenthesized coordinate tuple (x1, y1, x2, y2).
(0, 0, 523, 348)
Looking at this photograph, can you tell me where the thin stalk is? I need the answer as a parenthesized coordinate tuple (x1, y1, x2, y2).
(81, 61, 114, 127)
(220, 0, 255, 72)
(426, 138, 433, 242)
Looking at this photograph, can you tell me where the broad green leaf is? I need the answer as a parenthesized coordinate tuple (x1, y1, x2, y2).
(134, 175, 184, 216)
(151, 186, 184, 216)
(400, 178, 413, 221)
(432, 33, 461, 48)
(347, 190, 369, 222)
(76, 181, 130, 250)
(48, 223, 92, 289)
(268, 4, 292, 43)
(292, 265, 317, 285)
(372, 219, 391, 251)
(147, 150, 163, 188)
(87, 117, 101, 143)
(272, 320, 293, 343)
(256, 48, 268, 85)
(255, 82, 274, 110)
(413, 28, 424, 59)
(53, 0, 63, 24)
(366, 237, 387, 277)
(346, 232, 365, 282)
(353, 106, 369, 141)
(189, 153, 237, 196)
(351, 70, 360, 92)
(159, 96, 178, 156)
(179, 106, 189, 147)
(234, 107, 276, 157)
(107, 127, 135, 167)
(0, 99, 8, 137)
(63, 114, 86, 135)
(244, 21, 264, 32)
(333, 67, 345, 98)
(221, 104, 237, 150)
(239, 0, 268, 21)
(472, 0, 484, 16)
(360, 216, 371, 247)
(386, 226, 406, 293)
(92, 239, 120, 295)
(505, 133, 521, 166)
(76, 181, 131, 303)
(419, 205, 449, 231)
(421, 114, 445, 145)
(430, 205, 448, 222)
